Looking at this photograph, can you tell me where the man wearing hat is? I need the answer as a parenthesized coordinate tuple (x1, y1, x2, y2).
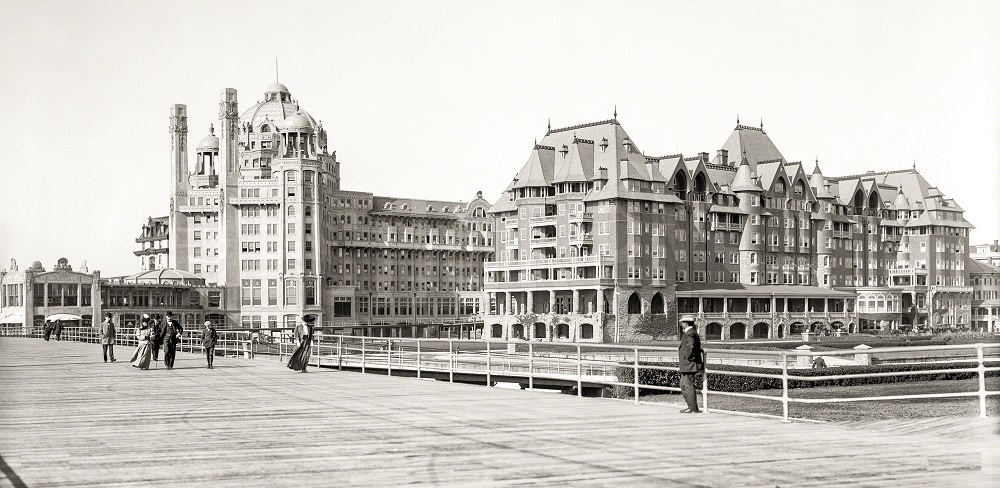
(201, 320, 218, 369)
(147, 314, 162, 361)
(161, 311, 184, 370)
(677, 314, 705, 413)
(99, 312, 116, 363)
(286, 314, 317, 373)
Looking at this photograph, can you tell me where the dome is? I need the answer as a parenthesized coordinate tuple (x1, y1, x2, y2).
(281, 112, 314, 131)
(124, 268, 206, 286)
(196, 124, 219, 151)
(240, 82, 313, 130)
(265, 82, 290, 96)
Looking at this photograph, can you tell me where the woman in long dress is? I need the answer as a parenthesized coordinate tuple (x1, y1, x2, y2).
(130, 320, 153, 370)
(286, 314, 316, 373)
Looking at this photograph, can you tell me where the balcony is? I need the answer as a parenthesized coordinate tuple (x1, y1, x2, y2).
(505, 220, 519, 229)
(529, 236, 557, 248)
(568, 233, 593, 245)
(568, 212, 593, 223)
(529, 215, 557, 226)
(889, 267, 928, 276)
(189, 174, 218, 188)
(484, 255, 614, 271)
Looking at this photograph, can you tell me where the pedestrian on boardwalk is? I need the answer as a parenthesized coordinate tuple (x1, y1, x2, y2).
(42, 320, 52, 341)
(53, 320, 62, 341)
(202, 320, 218, 369)
(677, 315, 705, 413)
(161, 311, 183, 370)
(812, 356, 827, 369)
(99, 312, 116, 363)
(149, 315, 162, 361)
(286, 314, 316, 373)
(130, 318, 153, 370)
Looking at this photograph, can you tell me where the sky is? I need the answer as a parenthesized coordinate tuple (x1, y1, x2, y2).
(1, 0, 998, 277)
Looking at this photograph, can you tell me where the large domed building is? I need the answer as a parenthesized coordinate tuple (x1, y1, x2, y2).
(161, 82, 493, 331)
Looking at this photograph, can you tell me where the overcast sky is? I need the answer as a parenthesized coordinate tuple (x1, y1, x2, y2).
(2, 0, 998, 277)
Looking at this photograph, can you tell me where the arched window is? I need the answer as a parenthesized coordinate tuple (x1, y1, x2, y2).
(260, 124, 270, 133)
(794, 180, 805, 195)
(287, 205, 296, 217)
(627, 292, 641, 314)
(673, 172, 688, 193)
(304, 206, 312, 217)
(580, 323, 594, 339)
(650, 293, 664, 314)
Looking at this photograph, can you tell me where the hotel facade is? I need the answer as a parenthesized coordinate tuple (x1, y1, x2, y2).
(162, 83, 493, 337)
(482, 119, 976, 342)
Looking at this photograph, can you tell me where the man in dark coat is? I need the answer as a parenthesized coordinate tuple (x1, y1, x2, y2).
(148, 315, 162, 361)
(161, 311, 184, 370)
(202, 320, 218, 369)
(677, 315, 705, 413)
(99, 312, 116, 362)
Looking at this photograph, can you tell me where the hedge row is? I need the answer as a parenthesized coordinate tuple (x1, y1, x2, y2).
(615, 361, 1000, 395)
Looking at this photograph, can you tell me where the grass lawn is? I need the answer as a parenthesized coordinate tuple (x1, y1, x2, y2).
(641, 377, 1000, 422)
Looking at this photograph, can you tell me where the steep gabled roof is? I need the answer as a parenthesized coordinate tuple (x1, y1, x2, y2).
(511, 144, 555, 189)
(552, 139, 594, 183)
(718, 124, 786, 171)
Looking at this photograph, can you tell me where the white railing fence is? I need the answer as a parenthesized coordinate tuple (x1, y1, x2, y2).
(3, 324, 996, 421)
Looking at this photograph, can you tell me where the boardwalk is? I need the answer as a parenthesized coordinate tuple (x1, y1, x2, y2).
(1, 338, 998, 487)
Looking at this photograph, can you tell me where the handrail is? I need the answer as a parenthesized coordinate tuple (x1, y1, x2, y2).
(3, 325, 997, 420)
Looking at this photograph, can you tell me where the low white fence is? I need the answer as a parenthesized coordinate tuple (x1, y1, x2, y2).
(3, 324, 997, 421)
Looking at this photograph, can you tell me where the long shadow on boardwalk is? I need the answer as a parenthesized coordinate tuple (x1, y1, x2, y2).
(0, 338, 997, 487)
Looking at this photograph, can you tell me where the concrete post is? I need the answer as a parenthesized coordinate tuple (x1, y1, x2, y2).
(853, 344, 872, 365)
(526, 291, 534, 315)
(795, 344, 813, 368)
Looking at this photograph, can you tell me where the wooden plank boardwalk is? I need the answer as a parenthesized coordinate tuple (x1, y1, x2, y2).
(1, 338, 997, 487)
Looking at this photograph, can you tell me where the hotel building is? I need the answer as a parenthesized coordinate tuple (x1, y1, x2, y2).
(482, 118, 974, 342)
(162, 83, 493, 336)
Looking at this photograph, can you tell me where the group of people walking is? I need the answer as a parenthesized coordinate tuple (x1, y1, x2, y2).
(96, 311, 218, 370)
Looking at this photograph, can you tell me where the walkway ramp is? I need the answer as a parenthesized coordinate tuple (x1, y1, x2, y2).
(1, 338, 997, 487)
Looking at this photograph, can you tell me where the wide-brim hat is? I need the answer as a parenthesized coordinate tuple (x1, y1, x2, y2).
(302, 314, 318, 323)
(679, 314, 697, 323)
(203, 320, 212, 327)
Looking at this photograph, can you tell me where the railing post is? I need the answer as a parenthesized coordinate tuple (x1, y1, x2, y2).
(337, 336, 343, 371)
(701, 351, 708, 412)
(486, 341, 492, 387)
(781, 352, 790, 423)
(633, 346, 640, 405)
(449, 339, 454, 383)
(416, 339, 421, 379)
(577, 344, 583, 397)
(361, 338, 367, 374)
(387, 339, 392, 377)
(528, 342, 534, 390)
(977, 345, 987, 418)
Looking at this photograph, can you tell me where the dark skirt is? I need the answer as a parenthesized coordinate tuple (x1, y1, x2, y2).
(286, 338, 311, 371)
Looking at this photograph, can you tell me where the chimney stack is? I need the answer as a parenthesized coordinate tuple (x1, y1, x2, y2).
(699, 152, 709, 163)
(717, 149, 729, 166)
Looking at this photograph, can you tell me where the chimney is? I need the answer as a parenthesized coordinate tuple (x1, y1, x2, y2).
(623, 137, 632, 153)
(699, 152, 709, 163)
(717, 149, 729, 166)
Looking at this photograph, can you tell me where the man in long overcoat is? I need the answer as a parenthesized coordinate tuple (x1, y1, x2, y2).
(677, 315, 705, 413)
(161, 311, 184, 370)
(99, 312, 116, 362)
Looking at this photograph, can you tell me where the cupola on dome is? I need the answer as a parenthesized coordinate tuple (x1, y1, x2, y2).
(282, 112, 314, 131)
(265, 82, 290, 95)
(196, 124, 220, 151)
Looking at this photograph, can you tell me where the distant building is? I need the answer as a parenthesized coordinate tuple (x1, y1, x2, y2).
(134, 216, 169, 271)
(970, 240, 1000, 268)
(155, 82, 493, 336)
(482, 118, 974, 342)
(0, 258, 100, 331)
(969, 258, 1000, 332)
(1, 258, 234, 332)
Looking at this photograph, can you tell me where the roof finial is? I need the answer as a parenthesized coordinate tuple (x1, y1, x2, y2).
(209, 123, 214, 135)
(912, 159, 916, 171)
(275, 57, 279, 82)
(760, 118, 763, 130)
(547, 118, 551, 132)
(613, 105, 617, 119)
(736, 114, 740, 125)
